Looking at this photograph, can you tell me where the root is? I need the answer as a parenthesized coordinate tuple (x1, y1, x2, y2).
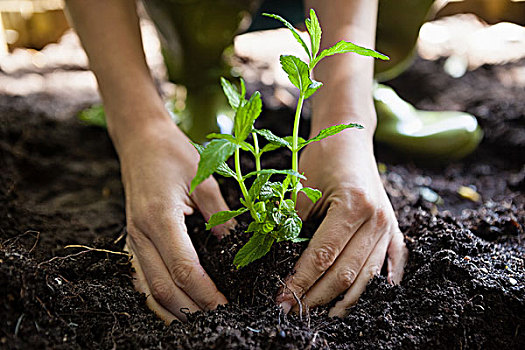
(37, 245, 130, 268)
(2, 230, 40, 253)
(63, 245, 130, 257)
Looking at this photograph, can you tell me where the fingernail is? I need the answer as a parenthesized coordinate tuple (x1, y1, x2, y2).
(280, 301, 293, 314)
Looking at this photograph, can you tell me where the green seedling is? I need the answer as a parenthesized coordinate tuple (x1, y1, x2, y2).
(190, 9, 388, 268)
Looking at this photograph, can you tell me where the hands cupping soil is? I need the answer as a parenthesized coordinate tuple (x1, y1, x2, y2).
(277, 132, 408, 317)
(119, 119, 407, 321)
(119, 120, 230, 323)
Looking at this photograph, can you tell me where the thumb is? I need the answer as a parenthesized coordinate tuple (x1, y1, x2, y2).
(190, 177, 235, 238)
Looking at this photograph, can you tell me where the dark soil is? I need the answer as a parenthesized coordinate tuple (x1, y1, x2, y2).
(1, 56, 524, 349)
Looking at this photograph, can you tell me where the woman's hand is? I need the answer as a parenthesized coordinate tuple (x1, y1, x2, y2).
(277, 130, 408, 317)
(67, 0, 229, 324)
(119, 118, 229, 323)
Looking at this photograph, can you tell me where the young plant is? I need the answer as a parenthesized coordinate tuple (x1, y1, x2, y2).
(190, 9, 388, 268)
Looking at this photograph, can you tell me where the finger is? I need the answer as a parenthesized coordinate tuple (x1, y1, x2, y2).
(387, 229, 408, 285)
(148, 207, 228, 310)
(125, 243, 179, 324)
(276, 201, 369, 313)
(127, 231, 201, 321)
(191, 177, 235, 238)
(297, 217, 385, 310)
(328, 231, 391, 318)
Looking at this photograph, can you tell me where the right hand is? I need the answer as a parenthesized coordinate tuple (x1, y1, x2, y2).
(117, 118, 230, 323)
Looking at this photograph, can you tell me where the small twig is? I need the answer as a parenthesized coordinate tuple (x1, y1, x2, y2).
(277, 276, 304, 319)
(113, 227, 127, 245)
(277, 256, 292, 266)
(291, 290, 303, 321)
(35, 296, 53, 318)
(37, 250, 89, 268)
(64, 245, 130, 257)
(38, 245, 130, 268)
(305, 331, 319, 350)
(14, 313, 25, 337)
(29, 231, 40, 253)
(306, 304, 311, 328)
(3, 230, 40, 253)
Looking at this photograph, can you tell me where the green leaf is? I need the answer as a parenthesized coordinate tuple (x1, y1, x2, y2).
(254, 129, 291, 149)
(261, 143, 282, 153)
(240, 141, 255, 153)
(190, 141, 205, 154)
(270, 207, 284, 226)
(190, 141, 236, 178)
(216, 163, 236, 178)
(206, 133, 253, 154)
(234, 91, 262, 142)
(234, 232, 275, 268)
(280, 199, 296, 213)
(249, 173, 272, 199)
(281, 174, 293, 195)
(240, 197, 248, 208)
(253, 201, 267, 222)
(291, 237, 309, 243)
(246, 221, 261, 233)
(305, 9, 322, 58)
(275, 215, 302, 242)
(280, 55, 312, 93)
(220, 77, 241, 110)
(312, 40, 389, 68)
(304, 80, 323, 99)
(190, 139, 237, 193)
(262, 221, 274, 233)
(207, 133, 237, 143)
(262, 13, 311, 59)
(243, 169, 306, 181)
(283, 135, 306, 146)
(240, 78, 246, 99)
(299, 123, 363, 149)
(300, 187, 322, 204)
(259, 182, 282, 201)
(78, 104, 107, 128)
(205, 207, 248, 230)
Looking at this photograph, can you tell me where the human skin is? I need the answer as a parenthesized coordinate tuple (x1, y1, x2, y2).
(65, 0, 407, 322)
(277, 0, 408, 318)
(66, 0, 229, 323)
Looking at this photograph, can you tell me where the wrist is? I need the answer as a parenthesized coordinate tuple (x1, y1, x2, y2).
(309, 104, 376, 140)
(107, 104, 177, 158)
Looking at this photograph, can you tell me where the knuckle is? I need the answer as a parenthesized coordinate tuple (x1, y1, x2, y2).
(330, 185, 375, 216)
(311, 245, 338, 272)
(142, 200, 169, 220)
(374, 208, 389, 228)
(359, 197, 375, 216)
(150, 279, 174, 305)
(133, 200, 168, 230)
(286, 274, 309, 296)
(169, 259, 198, 290)
(134, 200, 186, 234)
(337, 267, 357, 290)
(202, 292, 221, 310)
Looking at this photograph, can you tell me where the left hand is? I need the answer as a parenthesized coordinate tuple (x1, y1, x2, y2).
(276, 130, 408, 317)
